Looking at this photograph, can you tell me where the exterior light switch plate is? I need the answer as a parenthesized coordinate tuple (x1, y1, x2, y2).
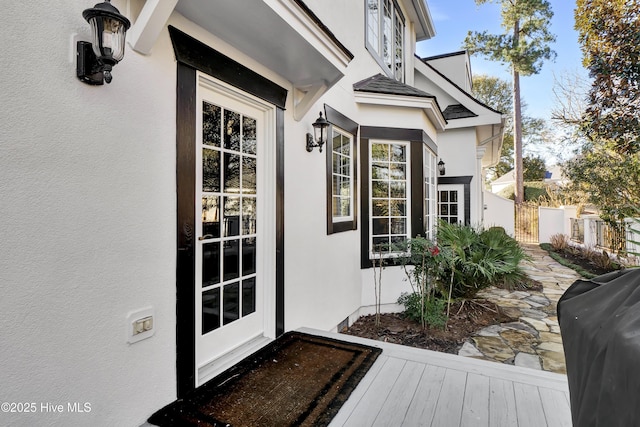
(127, 307, 155, 343)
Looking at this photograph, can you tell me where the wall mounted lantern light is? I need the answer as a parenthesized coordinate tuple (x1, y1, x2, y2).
(77, 0, 131, 85)
(306, 112, 330, 153)
(438, 159, 446, 175)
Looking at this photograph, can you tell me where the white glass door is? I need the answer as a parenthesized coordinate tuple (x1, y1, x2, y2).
(195, 74, 275, 385)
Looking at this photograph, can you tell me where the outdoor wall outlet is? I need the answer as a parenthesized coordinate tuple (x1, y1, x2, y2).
(127, 307, 155, 344)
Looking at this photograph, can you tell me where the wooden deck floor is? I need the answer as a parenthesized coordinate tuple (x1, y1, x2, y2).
(299, 328, 572, 427)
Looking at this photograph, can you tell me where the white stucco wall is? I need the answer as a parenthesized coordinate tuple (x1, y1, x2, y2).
(436, 128, 482, 224)
(1, 1, 456, 425)
(1, 2, 177, 426)
(484, 192, 515, 236)
(539, 207, 566, 244)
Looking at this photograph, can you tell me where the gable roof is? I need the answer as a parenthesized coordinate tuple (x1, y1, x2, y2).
(442, 104, 478, 120)
(353, 74, 435, 98)
(417, 56, 503, 115)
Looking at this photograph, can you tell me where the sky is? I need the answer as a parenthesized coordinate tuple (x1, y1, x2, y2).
(416, 0, 588, 121)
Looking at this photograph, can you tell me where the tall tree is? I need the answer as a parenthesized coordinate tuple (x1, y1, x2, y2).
(575, 0, 640, 153)
(472, 75, 549, 179)
(464, 0, 556, 204)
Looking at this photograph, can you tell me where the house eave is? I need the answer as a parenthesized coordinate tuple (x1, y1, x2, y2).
(134, 0, 353, 120)
(354, 92, 447, 131)
(403, 0, 436, 41)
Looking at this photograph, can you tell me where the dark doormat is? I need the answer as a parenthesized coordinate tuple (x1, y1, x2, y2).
(148, 331, 382, 427)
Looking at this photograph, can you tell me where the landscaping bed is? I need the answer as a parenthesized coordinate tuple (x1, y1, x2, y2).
(343, 299, 518, 354)
(540, 242, 622, 278)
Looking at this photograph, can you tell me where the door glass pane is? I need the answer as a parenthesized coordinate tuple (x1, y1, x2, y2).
(223, 240, 240, 281)
(202, 148, 220, 192)
(202, 288, 220, 334)
(202, 242, 220, 287)
(372, 199, 389, 217)
(373, 218, 389, 235)
(202, 196, 220, 238)
(242, 237, 257, 275)
(224, 153, 241, 194)
(224, 110, 241, 151)
(242, 157, 257, 194)
(242, 116, 257, 155)
(203, 102, 221, 147)
(390, 181, 406, 198)
(242, 197, 257, 235)
(223, 283, 239, 325)
(372, 181, 389, 197)
(223, 196, 240, 237)
(242, 278, 256, 316)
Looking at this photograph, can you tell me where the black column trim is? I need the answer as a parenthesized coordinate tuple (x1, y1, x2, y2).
(360, 137, 370, 269)
(438, 176, 473, 225)
(175, 63, 197, 398)
(276, 108, 285, 336)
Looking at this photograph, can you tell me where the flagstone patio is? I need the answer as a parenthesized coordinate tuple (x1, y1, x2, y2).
(457, 244, 582, 374)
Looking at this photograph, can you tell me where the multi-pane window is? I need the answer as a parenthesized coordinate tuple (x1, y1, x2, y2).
(424, 148, 437, 240)
(439, 189, 460, 224)
(370, 141, 410, 257)
(332, 128, 354, 222)
(366, 0, 405, 81)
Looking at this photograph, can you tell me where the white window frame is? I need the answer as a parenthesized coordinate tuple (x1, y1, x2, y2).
(331, 126, 355, 224)
(369, 140, 411, 259)
(365, 0, 405, 81)
(424, 147, 437, 241)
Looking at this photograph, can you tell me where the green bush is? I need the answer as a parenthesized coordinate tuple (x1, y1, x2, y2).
(435, 221, 529, 299)
(497, 182, 549, 201)
(397, 292, 447, 329)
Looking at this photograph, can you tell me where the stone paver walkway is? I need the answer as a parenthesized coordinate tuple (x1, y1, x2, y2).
(457, 244, 582, 374)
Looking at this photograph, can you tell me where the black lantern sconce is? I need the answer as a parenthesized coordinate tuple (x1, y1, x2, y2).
(438, 159, 446, 175)
(77, 0, 131, 85)
(306, 112, 330, 153)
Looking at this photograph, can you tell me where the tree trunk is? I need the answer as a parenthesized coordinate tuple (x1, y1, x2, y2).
(513, 67, 523, 204)
(512, 15, 524, 205)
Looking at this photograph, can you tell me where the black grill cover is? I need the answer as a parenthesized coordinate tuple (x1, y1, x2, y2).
(558, 268, 640, 427)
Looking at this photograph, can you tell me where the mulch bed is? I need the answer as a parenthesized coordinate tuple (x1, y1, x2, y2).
(548, 247, 621, 277)
(343, 299, 518, 354)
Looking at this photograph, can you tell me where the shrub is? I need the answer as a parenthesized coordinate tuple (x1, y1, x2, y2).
(497, 182, 549, 201)
(435, 221, 529, 299)
(397, 292, 447, 329)
(550, 233, 570, 251)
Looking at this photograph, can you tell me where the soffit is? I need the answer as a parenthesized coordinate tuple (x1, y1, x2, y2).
(174, 0, 352, 88)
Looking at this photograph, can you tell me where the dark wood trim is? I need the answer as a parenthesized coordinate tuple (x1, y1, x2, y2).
(325, 105, 359, 235)
(168, 26, 287, 109)
(359, 137, 371, 269)
(175, 63, 197, 398)
(410, 140, 424, 239)
(360, 135, 424, 268)
(171, 28, 288, 397)
(275, 108, 285, 337)
(438, 176, 473, 225)
(361, 126, 437, 155)
(324, 104, 359, 135)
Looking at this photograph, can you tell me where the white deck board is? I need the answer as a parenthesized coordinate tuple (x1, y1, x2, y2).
(489, 377, 518, 427)
(298, 328, 572, 427)
(460, 373, 490, 427)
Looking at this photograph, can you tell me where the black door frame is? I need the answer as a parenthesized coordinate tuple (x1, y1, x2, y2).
(170, 26, 287, 397)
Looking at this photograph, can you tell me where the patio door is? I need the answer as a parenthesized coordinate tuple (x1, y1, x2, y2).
(195, 74, 276, 386)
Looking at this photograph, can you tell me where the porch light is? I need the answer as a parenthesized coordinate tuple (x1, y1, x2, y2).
(76, 0, 131, 85)
(438, 159, 446, 175)
(306, 112, 329, 153)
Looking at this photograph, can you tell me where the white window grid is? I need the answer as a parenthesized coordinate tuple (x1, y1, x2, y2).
(331, 127, 354, 222)
(369, 140, 411, 258)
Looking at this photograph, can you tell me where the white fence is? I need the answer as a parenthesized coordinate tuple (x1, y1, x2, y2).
(484, 192, 515, 236)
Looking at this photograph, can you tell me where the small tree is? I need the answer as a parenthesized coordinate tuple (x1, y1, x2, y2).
(397, 237, 446, 328)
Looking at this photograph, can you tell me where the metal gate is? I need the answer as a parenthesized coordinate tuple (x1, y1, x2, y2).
(515, 203, 539, 243)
